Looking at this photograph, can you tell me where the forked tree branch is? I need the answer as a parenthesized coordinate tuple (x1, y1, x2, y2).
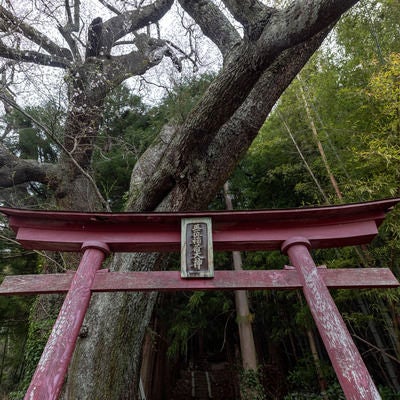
(58, 26, 82, 62)
(155, 28, 333, 212)
(126, 0, 350, 211)
(64, 0, 81, 31)
(0, 5, 72, 60)
(109, 35, 179, 84)
(59, 0, 81, 60)
(101, 0, 174, 52)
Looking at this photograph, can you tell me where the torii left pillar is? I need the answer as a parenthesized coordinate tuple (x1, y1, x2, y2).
(25, 241, 110, 400)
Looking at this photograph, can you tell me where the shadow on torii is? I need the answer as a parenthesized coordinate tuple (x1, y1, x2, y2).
(1, 198, 400, 399)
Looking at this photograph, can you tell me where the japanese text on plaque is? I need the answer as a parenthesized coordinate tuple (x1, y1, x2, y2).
(191, 223, 205, 271)
(181, 217, 213, 278)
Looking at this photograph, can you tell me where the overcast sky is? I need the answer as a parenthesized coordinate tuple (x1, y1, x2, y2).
(0, 0, 225, 114)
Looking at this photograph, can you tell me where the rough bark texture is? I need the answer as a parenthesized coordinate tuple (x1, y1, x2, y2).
(0, 1, 360, 398)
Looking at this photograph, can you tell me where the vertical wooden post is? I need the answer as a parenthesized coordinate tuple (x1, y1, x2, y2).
(281, 237, 381, 400)
(25, 241, 109, 400)
(223, 182, 258, 370)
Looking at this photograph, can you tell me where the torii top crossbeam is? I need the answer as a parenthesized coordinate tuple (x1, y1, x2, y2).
(2, 197, 399, 252)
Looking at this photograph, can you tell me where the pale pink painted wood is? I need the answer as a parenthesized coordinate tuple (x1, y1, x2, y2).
(1, 268, 398, 295)
(2, 197, 398, 228)
(1, 198, 398, 253)
(14, 220, 378, 252)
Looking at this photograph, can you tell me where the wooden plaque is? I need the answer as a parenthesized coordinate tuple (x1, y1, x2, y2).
(181, 217, 214, 278)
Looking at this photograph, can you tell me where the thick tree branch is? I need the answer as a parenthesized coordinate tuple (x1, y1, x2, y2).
(174, 0, 357, 158)
(126, 13, 338, 212)
(162, 29, 334, 211)
(178, 0, 241, 57)
(0, 5, 72, 60)
(58, 26, 82, 62)
(126, 124, 176, 208)
(0, 93, 110, 210)
(222, 0, 274, 27)
(0, 40, 71, 68)
(0, 143, 58, 188)
(101, 0, 174, 53)
(261, 0, 357, 52)
(64, 0, 81, 31)
(127, 27, 332, 212)
(97, 0, 121, 15)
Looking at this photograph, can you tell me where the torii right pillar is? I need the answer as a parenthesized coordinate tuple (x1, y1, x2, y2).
(282, 237, 381, 400)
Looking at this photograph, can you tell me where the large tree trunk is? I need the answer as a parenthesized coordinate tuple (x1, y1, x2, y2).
(55, 63, 112, 211)
(64, 31, 333, 399)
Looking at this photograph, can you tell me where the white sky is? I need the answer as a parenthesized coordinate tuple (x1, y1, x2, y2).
(0, 0, 225, 111)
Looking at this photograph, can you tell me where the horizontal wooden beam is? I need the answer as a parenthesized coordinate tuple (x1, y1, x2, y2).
(1, 198, 399, 252)
(1, 268, 398, 295)
(13, 220, 378, 252)
(3, 198, 398, 228)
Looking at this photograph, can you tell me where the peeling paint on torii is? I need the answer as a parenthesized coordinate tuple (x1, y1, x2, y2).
(1, 198, 400, 399)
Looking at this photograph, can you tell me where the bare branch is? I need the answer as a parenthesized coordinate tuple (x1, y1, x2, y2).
(0, 4, 72, 60)
(58, 0, 82, 60)
(165, 40, 196, 70)
(0, 61, 16, 140)
(58, 26, 82, 62)
(178, 0, 241, 57)
(0, 40, 70, 68)
(65, 0, 74, 26)
(63, 0, 80, 32)
(0, 60, 15, 108)
(74, 0, 80, 30)
(101, 0, 174, 53)
(97, 0, 122, 15)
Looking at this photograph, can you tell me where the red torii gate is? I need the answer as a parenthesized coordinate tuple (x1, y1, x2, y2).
(1, 199, 400, 400)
